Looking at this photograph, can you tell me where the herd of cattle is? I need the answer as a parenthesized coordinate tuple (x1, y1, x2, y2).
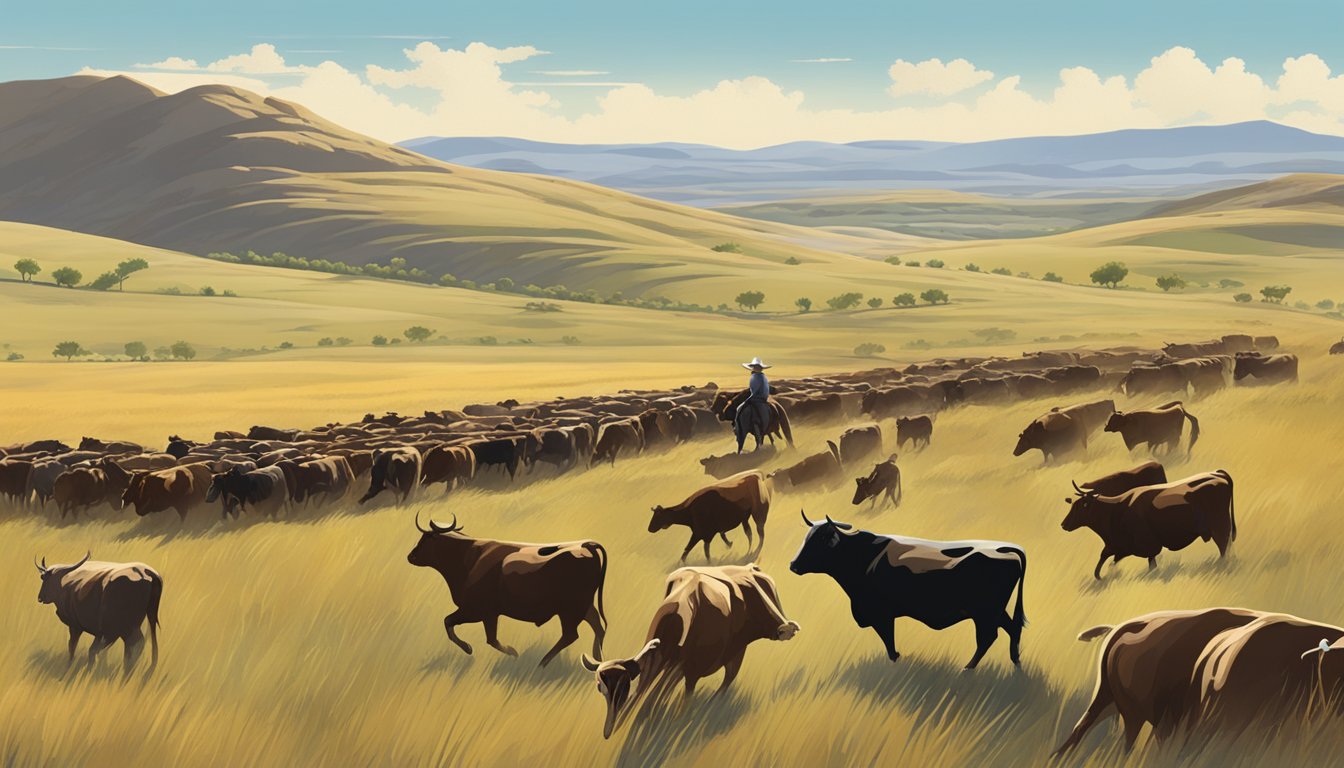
(9, 332, 1331, 753)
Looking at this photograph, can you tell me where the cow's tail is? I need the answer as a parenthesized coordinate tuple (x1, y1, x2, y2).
(826, 440, 841, 468)
(1077, 625, 1112, 642)
(147, 570, 163, 668)
(775, 404, 795, 448)
(1217, 469, 1236, 542)
(1005, 546, 1027, 629)
(1183, 407, 1201, 454)
(585, 541, 609, 629)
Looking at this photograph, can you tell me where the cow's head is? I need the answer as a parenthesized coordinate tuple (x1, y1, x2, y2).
(78, 437, 100, 451)
(34, 551, 90, 604)
(1103, 412, 1127, 433)
(1300, 638, 1344, 698)
(647, 506, 673, 533)
(407, 513, 465, 566)
(581, 639, 660, 739)
(121, 472, 149, 514)
(1062, 482, 1098, 531)
(896, 416, 910, 427)
(1013, 421, 1045, 457)
(852, 477, 876, 505)
(790, 510, 853, 575)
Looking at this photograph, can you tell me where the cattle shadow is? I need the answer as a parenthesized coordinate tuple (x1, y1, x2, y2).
(416, 647, 474, 679)
(24, 648, 151, 685)
(485, 645, 585, 691)
(1080, 553, 1238, 594)
(614, 685, 753, 768)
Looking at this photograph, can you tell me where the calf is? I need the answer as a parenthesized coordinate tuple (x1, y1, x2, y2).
(768, 442, 843, 491)
(1105, 401, 1200, 455)
(1078, 460, 1168, 497)
(649, 471, 771, 562)
(895, 415, 933, 450)
(852, 455, 902, 508)
(1014, 411, 1088, 464)
(35, 552, 162, 676)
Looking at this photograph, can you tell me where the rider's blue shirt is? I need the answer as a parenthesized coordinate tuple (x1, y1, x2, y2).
(748, 371, 770, 401)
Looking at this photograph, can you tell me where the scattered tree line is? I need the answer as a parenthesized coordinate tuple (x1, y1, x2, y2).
(13, 258, 150, 290)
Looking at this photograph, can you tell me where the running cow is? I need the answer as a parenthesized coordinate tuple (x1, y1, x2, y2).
(1104, 401, 1200, 456)
(648, 471, 771, 561)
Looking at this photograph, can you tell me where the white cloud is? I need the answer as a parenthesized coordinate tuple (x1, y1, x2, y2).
(83, 43, 1344, 147)
(888, 57, 994, 97)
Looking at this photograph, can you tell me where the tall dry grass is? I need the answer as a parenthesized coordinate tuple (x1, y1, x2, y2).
(1, 343, 1342, 767)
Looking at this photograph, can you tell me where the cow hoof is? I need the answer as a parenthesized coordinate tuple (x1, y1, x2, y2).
(888, 652, 901, 662)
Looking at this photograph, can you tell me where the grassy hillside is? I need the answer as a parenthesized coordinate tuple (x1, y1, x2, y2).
(2, 334, 1342, 767)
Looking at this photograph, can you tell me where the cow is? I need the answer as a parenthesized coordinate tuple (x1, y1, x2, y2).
(0, 458, 32, 506)
(790, 513, 1026, 669)
(1221, 334, 1254, 353)
(1174, 356, 1232, 398)
(78, 437, 144, 454)
(1253, 335, 1280, 351)
(1163, 340, 1226, 359)
(113, 453, 178, 471)
(1054, 607, 1265, 754)
(1043, 365, 1102, 392)
(666, 405, 700, 444)
(35, 552, 162, 676)
(1061, 470, 1236, 580)
(1013, 411, 1088, 464)
(469, 438, 523, 479)
(1079, 461, 1168, 497)
(699, 446, 777, 479)
(281, 456, 355, 506)
(1051, 399, 1116, 435)
(25, 459, 66, 508)
(1332, 338, 1344, 356)
(53, 466, 107, 518)
(205, 466, 289, 518)
(524, 428, 579, 473)
(1012, 373, 1054, 400)
(895, 415, 933, 451)
(837, 424, 882, 467)
(1104, 401, 1200, 455)
(247, 425, 301, 442)
(861, 387, 927, 420)
(649, 471, 771, 562)
(852, 455, 902, 508)
(2, 439, 70, 456)
(768, 442, 843, 491)
(1233, 353, 1299, 384)
(121, 465, 211, 520)
(581, 564, 798, 739)
(421, 444, 477, 493)
(636, 409, 674, 451)
(407, 514, 607, 668)
(591, 420, 644, 467)
(1119, 364, 1187, 397)
(359, 447, 421, 504)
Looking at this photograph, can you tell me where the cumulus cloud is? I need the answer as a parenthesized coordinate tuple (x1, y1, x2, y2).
(87, 43, 1344, 147)
(888, 57, 994, 97)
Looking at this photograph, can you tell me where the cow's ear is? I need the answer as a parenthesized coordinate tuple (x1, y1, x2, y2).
(855, 479, 861, 486)
(1065, 497, 1073, 504)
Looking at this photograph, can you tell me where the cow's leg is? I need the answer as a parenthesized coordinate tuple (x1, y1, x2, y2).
(683, 675, 699, 701)
(66, 626, 82, 662)
(122, 627, 145, 675)
(741, 521, 753, 551)
(175, 503, 189, 522)
(1093, 548, 1111, 580)
(965, 618, 999, 669)
(1148, 556, 1158, 571)
(87, 634, 113, 666)
(539, 615, 581, 667)
(874, 620, 900, 661)
(719, 531, 733, 548)
(1000, 611, 1022, 665)
(481, 614, 518, 657)
(584, 604, 605, 660)
(442, 610, 474, 655)
(717, 650, 746, 694)
(702, 537, 713, 562)
(680, 533, 700, 562)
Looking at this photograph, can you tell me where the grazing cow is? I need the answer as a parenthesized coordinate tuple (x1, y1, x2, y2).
(699, 445, 777, 479)
(896, 415, 933, 450)
(35, 552, 162, 675)
(1105, 401, 1200, 455)
(768, 442, 843, 491)
(53, 466, 107, 518)
(78, 437, 144, 454)
(469, 438, 523, 479)
(852, 455, 902, 508)
(649, 471, 771, 561)
(861, 387, 927, 419)
(408, 514, 607, 668)
(1014, 411, 1088, 464)
(591, 420, 644, 467)
(524, 428, 579, 472)
(205, 466, 289, 518)
(1233, 353, 1299, 384)
(666, 405, 699, 444)
(1054, 607, 1264, 754)
(581, 564, 798, 739)
(25, 459, 66, 508)
(1079, 461, 1168, 497)
(1221, 334, 1254, 353)
(1253, 335, 1280, 351)
(1062, 470, 1236, 580)
(636, 409, 674, 451)
(122, 465, 211, 520)
(1119, 364, 1187, 397)
(790, 513, 1026, 668)
(421, 444, 477, 493)
(1051, 399, 1116, 435)
(837, 424, 882, 467)
(359, 447, 421, 504)
(0, 458, 33, 506)
(1332, 338, 1344, 356)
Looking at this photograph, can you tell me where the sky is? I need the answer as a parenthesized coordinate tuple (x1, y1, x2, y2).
(4, 0, 1344, 147)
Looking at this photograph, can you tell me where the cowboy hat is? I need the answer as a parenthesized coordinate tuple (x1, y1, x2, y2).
(741, 357, 772, 370)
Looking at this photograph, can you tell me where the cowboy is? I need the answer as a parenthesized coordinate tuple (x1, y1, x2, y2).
(737, 356, 772, 435)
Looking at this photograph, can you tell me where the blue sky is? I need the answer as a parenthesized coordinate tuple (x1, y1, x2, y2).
(4, 0, 1343, 145)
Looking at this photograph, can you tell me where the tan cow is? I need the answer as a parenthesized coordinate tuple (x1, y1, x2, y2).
(421, 444, 477, 493)
(122, 464, 211, 520)
(35, 552, 163, 676)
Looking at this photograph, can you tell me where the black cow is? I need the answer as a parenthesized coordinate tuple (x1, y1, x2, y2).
(469, 438, 523, 479)
(790, 513, 1026, 669)
(895, 415, 933, 450)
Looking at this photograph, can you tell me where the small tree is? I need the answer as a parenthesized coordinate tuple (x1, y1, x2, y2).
(170, 340, 197, 360)
(52, 341, 90, 361)
(51, 267, 82, 288)
(114, 257, 149, 290)
(1317, 299, 1335, 310)
(711, 242, 743, 253)
(335, 337, 353, 346)
(1219, 278, 1245, 289)
(153, 345, 172, 360)
(926, 259, 945, 269)
(1042, 272, 1064, 283)
(124, 341, 148, 360)
(496, 277, 515, 291)
(826, 292, 864, 310)
(14, 258, 40, 282)
(1234, 293, 1253, 303)
(854, 342, 886, 357)
(371, 335, 388, 346)
(405, 326, 435, 343)
(867, 297, 883, 308)
(735, 290, 765, 311)
(973, 327, 1017, 343)
(5, 352, 23, 362)
(1090, 262, 1128, 289)
(317, 337, 335, 347)
(89, 271, 120, 291)
(1260, 285, 1292, 303)
(920, 288, 950, 305)
(964, 263, 982, 273)
(1156, 274, 1187, 292)
(892, 292, 916, 307)
(200, 286, 216, 297)
(794, 297, 812, 313)
(991, 267, 1012, 276)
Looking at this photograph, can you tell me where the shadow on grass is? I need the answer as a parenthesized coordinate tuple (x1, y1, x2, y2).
(615, 682, 753, 768)
(1080, 552, 1239, 594)
(486, 643, 588, 691)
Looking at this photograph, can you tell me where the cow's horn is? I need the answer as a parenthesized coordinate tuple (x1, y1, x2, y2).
(1072, 480, 1083, 493)
(429, 514, 459, 534)
(414, 511, 430, 534)
(800, 509, 814, 526)
(34, 555, 46, 574)
(70, 551, 90, 570)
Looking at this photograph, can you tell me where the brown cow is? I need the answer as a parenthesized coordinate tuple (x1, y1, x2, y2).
(636, 409, 674, 451)
(0, 458, 32, 506)
(1331, 337, 1344, 356)
(35, 552, 163, 676)
(1079, 461, 1168, 497)
(649, 471, 771, 561)
(1105, 401, 1200, 455)
(421, 444, 477, 493)
(359, 448, 420, 504)
(25, 459, 66, 508)
(581, 564, 799, 738)
(666, 405, 699, 444)
(896, 415, 933, 450)
(53, 466, 107, 518)
(1120, 364, 1187, 397)
(121, 465, 211, 520)
(1013, 411, 1088, 464)
(591, 420, 644, 466)
(79, 437, 144, 454)
(1062, 470, 1235, 580)
(837, 424, 882, 467)
(407, 514, 607, 667)
(852, 455, 902, 508)
(1050, 399, 1116, 434)
(524, 427, 579, 472)
(1253, 335, 1280, 351)
(768, 442, 843, 491)
(1221, 333, 1254, 353)
(699, 445, 777, 479)
(1234, 352, 1299, 384)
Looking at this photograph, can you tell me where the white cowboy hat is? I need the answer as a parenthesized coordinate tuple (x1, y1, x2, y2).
(741, 357, 772, 370)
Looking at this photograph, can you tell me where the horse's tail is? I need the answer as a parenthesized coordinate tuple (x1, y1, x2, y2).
(774, 403, 794, 447)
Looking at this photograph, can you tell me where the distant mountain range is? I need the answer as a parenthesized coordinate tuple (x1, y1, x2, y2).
(402, 122, 1344, 206)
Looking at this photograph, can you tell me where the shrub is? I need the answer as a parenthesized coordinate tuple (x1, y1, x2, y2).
(1234, 293, 1253, 303)
(317, 337, 335, 347)
(89, 271, 120, 291)
(524, 301, 562, 312)
(1017, 271, 1032, 279)
(496, 277, 515, 291)
(1260, 285, 1292, 303)
(438, 274, 458, 286)
(6, 352, 23, 361)
(926, 259, 945, 269)
(389, 338, 403, 345)
(51, 341, 90, 360)
(964, 263, 982, 273)
(854, 342, 886, 357)
(114, 257, 149, 290)
(826, 292, 864, 310)
(735, 290, 765, 311)
(153, 345, 172, 360)
(335, 337, 352, 346)
(892, 292, 916, 307)
(794, 297, 812, 313)
(711, 242, 743, 253)
(170, 341, 196, 360)
(371, 335, 388, 346)
(279, 341, 294, 349)
(561, 335, 581, 345)
(1317, 299, 1336, 310)
(51, 266, 82, 288)
(784, 256, 801, 265)
(1042, 272, 1064, 283)
(973, 327, 1017, 343)
(1090, 261, 1128, 288)
(477, 336, 498, 345)
(991, 267, 1013, 276)
(222, 289, 238, 297)
(906, 260, 921, 267)
(903, 339, 933, 350)
(156, 286, 183, 295)
(200, 286, 216, 297)
(919, 288, 950, 305)
(405, 326, 435, 343)
(1156, 274, 1187, 292)
(1219, 278, 1245, 289)
(124, 341, 148, 360)
(14, 258, 41, 282)
(867, 297, 883, 308)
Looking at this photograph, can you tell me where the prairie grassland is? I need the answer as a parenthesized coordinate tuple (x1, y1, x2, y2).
(1, 337, 1342, 767)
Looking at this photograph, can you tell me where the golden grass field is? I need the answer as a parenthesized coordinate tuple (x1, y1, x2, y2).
(2, 328, 1343, 767)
